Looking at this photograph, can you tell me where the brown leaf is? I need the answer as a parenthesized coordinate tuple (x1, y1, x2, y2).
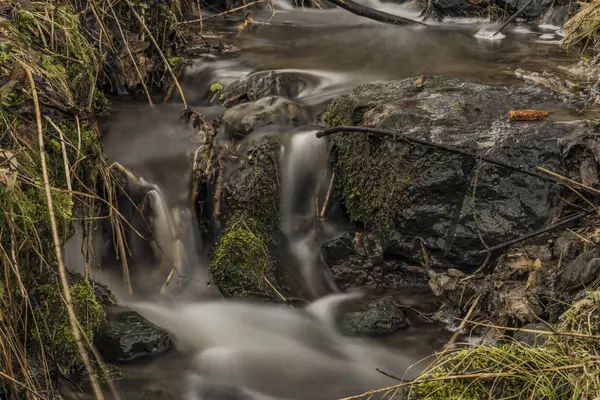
(508, 110, 549, 121)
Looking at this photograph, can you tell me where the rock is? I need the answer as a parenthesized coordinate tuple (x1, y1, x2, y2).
(553, 231, 584, 265)
(500, 0, 555, 21)
(558, 248, 600, 290)
(513, 322, 551, 347)
(341, 297, 409, 336)
(222, 70, 321, 104)
(427, 0, 488, 19)
(221, 96, 311, 139)
(324, 76, 594, 270)
(321, 232, 430, 290)
(94, 311, 172, 362)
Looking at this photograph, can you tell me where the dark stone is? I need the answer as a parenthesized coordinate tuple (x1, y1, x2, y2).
(341, 297, 409, 336)
(222, 70, 322, 104)
(499, 0, 555, 21)
(324, 76, 596, 271)
(429, 0, 488, 19)
(558, 248, 600, 290)
(513, 322, 551, 347)
(94, 311, 172, 362)
(321, 232, 430, 290)
(221, 96, 312, 139)
(553, 231, 584, 265)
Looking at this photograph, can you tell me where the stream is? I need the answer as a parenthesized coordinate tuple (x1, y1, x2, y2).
(62, 1, 584, 399)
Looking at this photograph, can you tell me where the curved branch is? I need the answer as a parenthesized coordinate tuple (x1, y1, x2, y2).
(326, 0, 426, 26)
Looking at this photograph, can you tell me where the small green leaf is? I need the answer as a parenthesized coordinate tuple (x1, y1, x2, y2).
(210, 82, 224, 93)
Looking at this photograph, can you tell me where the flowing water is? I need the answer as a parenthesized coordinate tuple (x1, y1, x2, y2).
(62, 1, 582, 398)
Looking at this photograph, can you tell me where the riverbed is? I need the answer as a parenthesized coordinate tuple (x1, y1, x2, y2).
(62, 1, 587, 398)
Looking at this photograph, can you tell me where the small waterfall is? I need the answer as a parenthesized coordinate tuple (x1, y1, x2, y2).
(281, 130, 338, 297)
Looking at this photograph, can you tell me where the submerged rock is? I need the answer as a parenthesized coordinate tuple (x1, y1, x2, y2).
(321, 231, 430, 290)
(222, 70, 321, 104)
(341, 297, 409, 336)
(324, 76, 594, 270)
(94, 311, 172, 362)
(222, 96, 311, 139)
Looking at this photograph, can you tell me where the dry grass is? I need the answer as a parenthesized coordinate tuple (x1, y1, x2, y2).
(563, 0, 600, 49)
(0, 0, 195, 396)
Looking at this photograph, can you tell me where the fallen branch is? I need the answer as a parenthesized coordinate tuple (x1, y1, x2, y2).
(475, 208, 596, 255)
(315, 126, 600, 198)
(326, 0, 425, 26)
(492, 0, 536, 37)
(24, 65, 104, 400)
(445, 294, 480, 349)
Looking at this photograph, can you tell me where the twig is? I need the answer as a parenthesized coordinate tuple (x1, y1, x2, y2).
(45, 117, 72, 192)
(213, 151, 226, 218)
(23, 65, 104, 400)
(319, 171, 335, 218)
(109, 4, 154, 106)
(446, 295, 480, 349)
(476, 208, 596, 254)
(316, 127, 600, 198)
(326, 0, 425, 26)
(455, 318, 600, 340)
(375, 367, 405, 382)
(0, 370, 47, 400)
(264, 276, 291, 306)
(492, 0, 536, 37)
(179, 0, 270, 24)
(125, 0, 189, 109)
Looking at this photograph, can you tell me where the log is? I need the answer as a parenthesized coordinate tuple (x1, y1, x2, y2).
(326, 0, 426, 26)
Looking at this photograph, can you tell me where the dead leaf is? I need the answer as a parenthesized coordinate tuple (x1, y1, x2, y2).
(508, 110, 549, 121)
(507, 256, 534, 269)
(533, 258, 542, 269)
(414, 75, 425, 88)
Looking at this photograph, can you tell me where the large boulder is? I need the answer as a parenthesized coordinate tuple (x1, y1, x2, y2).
(323, 76, 595, 270)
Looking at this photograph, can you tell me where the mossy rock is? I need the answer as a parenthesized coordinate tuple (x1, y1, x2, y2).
(207, 135, 284, 297)
(31, 279, 105, 374)
(209, 220, 274, 297)
(324, 76, 585, 269)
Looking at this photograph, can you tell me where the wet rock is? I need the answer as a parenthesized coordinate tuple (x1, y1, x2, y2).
(341, 297, 409, 336)
(426, 0, 488, 19)
(222, 70, 321, 104)
(324, 76, 595, 270)
(513, 322, 551, 347)
(322, 232, 430, 290)
(222, 96, 311, 139)
(500, 0, 555, 21)
(553, 231, 584, 264)
(558, 248, 600, 290)
(94, 311, 172, 362)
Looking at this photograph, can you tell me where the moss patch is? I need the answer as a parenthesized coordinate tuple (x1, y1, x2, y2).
(323, 94, 412, 235)
(210, 220, 273, 297)
(31, 280, 105, 375)
(208, 136, 282, 297)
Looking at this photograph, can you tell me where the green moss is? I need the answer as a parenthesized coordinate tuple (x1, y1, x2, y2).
(227, 137, 281, 238)
(209, 220, 273, 297)
(208, 136, 282, 297)
(31, 280, 105, 375)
